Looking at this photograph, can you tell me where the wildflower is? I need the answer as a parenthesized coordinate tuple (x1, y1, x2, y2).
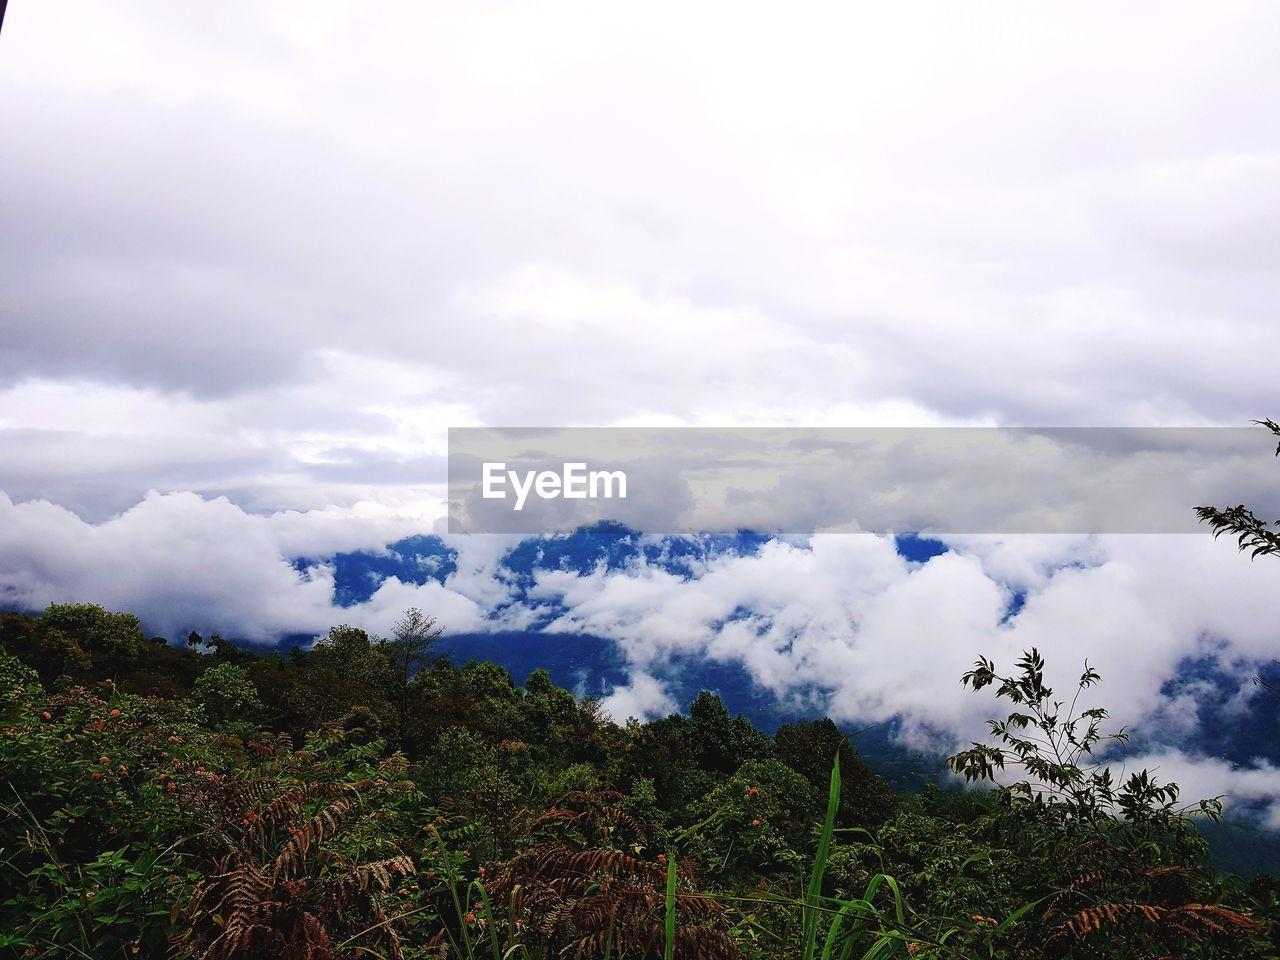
(85, 891, 95, 900)
(478, 866, 485, 876)
(117, 764, 127, 774)
(41, 711, 52, 720)
(99, 756, 110, 765)
(751, 819, 761, 826)
(465, 913, 476, 924)
(748, 787, 759, 796)
(110, 709, 120, 717)
(907, 944, 918, 955)
(91, 772, 102, 781)
(166, 781, 176, 791)
(461, 850, 470, 858)
(398, 888, 409, 896)
(657, 854, 667, 863)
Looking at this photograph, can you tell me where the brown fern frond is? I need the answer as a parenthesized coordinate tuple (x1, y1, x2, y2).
(1052, 900, 1258, 947)
(1168, 903, 1258, 936)
(271, 797, 356, 881)
(324, 855, 416, 907)
(1065, 871, 1105, 891)
(176, 773, 407, 960)
(489, 790, 739, 960)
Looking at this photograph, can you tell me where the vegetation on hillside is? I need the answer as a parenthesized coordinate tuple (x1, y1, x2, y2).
(0, 598, 1275, 959)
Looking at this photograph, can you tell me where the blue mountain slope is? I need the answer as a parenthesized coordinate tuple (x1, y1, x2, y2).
(296, 523, 1280, 874)
(297, 535, 457, 607)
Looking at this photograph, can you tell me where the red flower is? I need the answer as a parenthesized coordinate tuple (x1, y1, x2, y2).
(465, 913, 476, 924)
(110, 709, 120, 717)
(657, 854, 667, 863)
(98, 757, 110, 765)
(41, 711, 51, 720)
(751, 819, 761, 826)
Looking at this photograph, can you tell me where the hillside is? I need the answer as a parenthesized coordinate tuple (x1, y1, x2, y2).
(1, 603, 1275, 959)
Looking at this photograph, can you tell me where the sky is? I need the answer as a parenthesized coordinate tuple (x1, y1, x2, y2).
(2, 3, 1280, 817)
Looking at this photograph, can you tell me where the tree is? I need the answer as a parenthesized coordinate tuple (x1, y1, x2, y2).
(947, 649, 1220, 848)
(39, 603, 148, 675)
(1195, 418, 1280, 558)
(385, 608, 442, 752)
(1197, 418, 1280, 699)
(193, 661, 263, 729)
(289, 625, 394, 730)
(775, 718, 893, 826)
(685, 691, 771, 775)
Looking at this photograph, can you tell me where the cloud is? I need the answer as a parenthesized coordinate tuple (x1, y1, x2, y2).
(600, 671, 678, 725)
(5, 4, 1280, 520)
(0, 489, 430, 642)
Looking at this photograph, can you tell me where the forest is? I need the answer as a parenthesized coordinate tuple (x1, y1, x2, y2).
(1, 598, 1276, 960)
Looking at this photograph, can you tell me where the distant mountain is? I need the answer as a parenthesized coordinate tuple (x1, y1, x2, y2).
(298, 522, 1280, 876)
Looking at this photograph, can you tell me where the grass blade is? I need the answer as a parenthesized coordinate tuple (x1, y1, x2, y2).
(803, 752, 841, 960)
(663, 850, 677, 960)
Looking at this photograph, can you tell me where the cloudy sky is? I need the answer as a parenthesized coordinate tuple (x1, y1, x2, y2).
(3, 3, 1280, 814)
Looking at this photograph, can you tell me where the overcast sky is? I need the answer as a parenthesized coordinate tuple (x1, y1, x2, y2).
(3, 2, 1280, 518)
(3, 3, 1280, 815)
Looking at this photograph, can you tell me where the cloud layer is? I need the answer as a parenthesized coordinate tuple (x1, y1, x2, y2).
(5, 3, 1280, 519)
(2, 486, 1277, 821)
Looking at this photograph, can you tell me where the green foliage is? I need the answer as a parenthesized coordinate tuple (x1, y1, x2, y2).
(948, 648, 1221, 855)
(192, 661, 263, 729)
(776, 719, 894, 827)
(1195, 418, 1280, 558)
(690, 758, 815, 881)
(0, 601, 1269, 960)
